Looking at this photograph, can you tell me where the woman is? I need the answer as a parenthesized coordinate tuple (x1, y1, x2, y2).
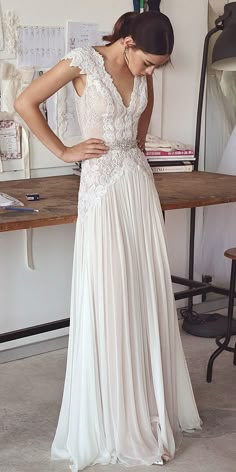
(15, 10, 202, 472)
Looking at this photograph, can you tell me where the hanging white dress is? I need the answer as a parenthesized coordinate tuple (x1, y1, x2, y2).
(196, 3, 236, 285)
(51, 46, 202, 472)
(198, 124, 236, 285)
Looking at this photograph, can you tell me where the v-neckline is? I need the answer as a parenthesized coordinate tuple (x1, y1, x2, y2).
(91, 46, 137, 111)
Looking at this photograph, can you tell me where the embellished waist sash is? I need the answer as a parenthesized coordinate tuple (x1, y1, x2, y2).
(107, 141, 138, 151)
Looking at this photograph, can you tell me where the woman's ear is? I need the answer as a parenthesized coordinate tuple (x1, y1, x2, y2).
(123, 36, 136, 48)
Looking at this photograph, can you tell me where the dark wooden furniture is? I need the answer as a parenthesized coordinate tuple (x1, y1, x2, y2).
(2, 171, 236, 232)
(2, 170, 236, 347)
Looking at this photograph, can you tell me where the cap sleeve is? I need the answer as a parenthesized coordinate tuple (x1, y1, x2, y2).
(61, 48, 88, 75)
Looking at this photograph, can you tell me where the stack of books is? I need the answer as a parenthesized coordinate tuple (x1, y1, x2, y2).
(73, 162, 82, 176)
(72, 141, 196, 176)
(145, 149, 195, 173)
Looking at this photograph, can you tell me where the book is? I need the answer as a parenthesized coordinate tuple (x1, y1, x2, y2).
(73, 168, 81, 176)
(73, 160, 194, 176)
(145, 149, 194, 157)
(148, 160, 194, 167)
(147, 155, 196, 162)
(150, 164, 193, 173)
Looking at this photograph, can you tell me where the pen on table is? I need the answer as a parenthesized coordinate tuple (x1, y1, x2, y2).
(2, 206, 39, 213)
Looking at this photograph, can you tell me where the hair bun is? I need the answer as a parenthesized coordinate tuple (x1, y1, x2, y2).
(103, 8, 174, 57)
(103, 12, 138, 44)
(147, 0, 161, 12)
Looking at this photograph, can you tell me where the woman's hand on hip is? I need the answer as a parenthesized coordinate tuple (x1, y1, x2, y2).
(61, 139, 109, 163)
(136, 134, 146, 152)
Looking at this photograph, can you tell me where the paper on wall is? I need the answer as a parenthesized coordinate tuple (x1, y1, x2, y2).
(96, 31, 110, 46)
(66, 21, 98, 52)
(0, 111, 30, 178)
(0, 119, 21, 160)
(17, 25, 65, 69)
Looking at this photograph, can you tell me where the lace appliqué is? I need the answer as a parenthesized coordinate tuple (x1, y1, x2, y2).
(0, 11, 19, 59)
(62, 46, 152, 223)
(62, 47, 93, 75)
(79, 147, 154, 223)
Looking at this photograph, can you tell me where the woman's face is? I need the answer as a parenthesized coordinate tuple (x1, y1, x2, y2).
(123, 39, 170, 76)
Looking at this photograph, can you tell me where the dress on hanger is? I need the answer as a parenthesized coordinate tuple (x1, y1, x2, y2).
(196, 3, 236, 285)
(196, 4, 236, 285)
(51, 46, 202, 472)
(198, 124, 236, 285)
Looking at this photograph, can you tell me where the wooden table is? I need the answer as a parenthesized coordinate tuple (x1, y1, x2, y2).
(1, 171, 236, 232)
(1, 170, 236, 344)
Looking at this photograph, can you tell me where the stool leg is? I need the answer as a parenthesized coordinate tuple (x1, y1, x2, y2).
(234, 342, 236, 366)
(207, 260, 236, 382)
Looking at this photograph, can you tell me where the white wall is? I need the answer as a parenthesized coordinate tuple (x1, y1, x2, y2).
(158, 0, 207, 285)
(0, 0, 208, 352)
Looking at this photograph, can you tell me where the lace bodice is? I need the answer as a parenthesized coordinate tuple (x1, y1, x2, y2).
(63, 46, 154, 221)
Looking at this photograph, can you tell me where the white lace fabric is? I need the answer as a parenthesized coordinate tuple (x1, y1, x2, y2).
(0, 10, 19, 58)
(62, 46, 154, 221)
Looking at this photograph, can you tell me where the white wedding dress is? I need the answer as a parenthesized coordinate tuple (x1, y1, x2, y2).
(51, 46, 202, 472)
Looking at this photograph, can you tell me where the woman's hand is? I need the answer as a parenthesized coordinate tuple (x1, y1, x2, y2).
(61, 139, 109, 163)
(137, 134, 146, 152)
(137, 76, 153, 153)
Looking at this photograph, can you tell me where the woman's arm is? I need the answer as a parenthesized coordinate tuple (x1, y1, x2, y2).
(14, 60, 108, 162)
(136, 76, 154, 151)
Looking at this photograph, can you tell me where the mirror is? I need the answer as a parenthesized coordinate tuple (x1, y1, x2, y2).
(198, 1, 236, 288)
(205, 0, 236, 173)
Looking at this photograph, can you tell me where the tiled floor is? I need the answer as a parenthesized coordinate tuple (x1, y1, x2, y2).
(0, 320, 236, 472)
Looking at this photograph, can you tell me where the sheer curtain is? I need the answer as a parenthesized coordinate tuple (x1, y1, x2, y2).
(205, 1, 236, 172)
(196, 1, 236, 286)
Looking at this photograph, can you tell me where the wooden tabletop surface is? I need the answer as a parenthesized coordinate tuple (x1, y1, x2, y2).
(1, 171, 236, 232)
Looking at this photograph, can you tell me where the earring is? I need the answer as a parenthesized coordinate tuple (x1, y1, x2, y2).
(124, 46, 129, 65)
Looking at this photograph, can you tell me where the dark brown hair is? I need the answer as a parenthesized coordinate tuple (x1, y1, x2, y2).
(103, 11, 174, 56)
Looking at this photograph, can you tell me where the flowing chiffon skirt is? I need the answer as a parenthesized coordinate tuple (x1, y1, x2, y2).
(51, 167, 202, 471)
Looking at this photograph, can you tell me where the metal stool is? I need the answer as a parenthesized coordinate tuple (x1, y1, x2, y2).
(207, 247, 236, 383)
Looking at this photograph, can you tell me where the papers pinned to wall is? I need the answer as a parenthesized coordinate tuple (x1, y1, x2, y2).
(0, 119, 21, 160)
(0, 19, 112, 156)
(16, 26, 65, 69)
(16, 22, 108, 68)
(66, 21, 109, 52)
(96, 31, 110, 46)
(66, 21, 98, 52)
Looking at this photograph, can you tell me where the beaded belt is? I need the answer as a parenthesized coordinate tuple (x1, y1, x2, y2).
(107, 141, 138, 151)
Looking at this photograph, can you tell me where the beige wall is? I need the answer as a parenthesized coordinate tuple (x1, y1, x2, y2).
(0, 0, 208, 351)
